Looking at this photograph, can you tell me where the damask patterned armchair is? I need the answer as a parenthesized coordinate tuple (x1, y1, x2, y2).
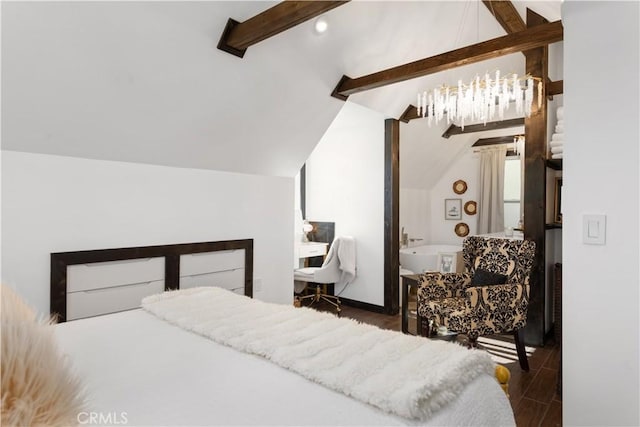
(417, 236, 536, 370)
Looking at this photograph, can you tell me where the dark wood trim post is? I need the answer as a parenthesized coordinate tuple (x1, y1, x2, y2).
(384, 119, 400, 315)
(165, 254, 180, 290)
(244, 239, 254, 298)
(300, 164, 306, 219)
(522, 8, 549, 347)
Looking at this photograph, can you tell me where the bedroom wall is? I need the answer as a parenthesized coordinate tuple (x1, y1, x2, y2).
(563, 2, 639, 425)
(305, 101, 385, 307)
(429, 149, 479, 245)
(1, 151, 294, 315)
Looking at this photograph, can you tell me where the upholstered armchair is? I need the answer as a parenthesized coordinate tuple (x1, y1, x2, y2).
(417, 236, 536, 370)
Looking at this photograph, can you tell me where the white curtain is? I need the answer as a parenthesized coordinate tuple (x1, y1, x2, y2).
(477, 146, 508, 234)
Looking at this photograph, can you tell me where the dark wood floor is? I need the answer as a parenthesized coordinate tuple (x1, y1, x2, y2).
(311, 301, 562, 427)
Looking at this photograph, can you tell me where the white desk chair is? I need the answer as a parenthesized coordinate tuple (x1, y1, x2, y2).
(294, 236, 356, 316)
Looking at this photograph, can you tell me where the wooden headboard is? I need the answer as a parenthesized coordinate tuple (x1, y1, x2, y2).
(51, 239, 253, 322)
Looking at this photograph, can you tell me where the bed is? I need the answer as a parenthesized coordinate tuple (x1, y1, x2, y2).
(55, 304, 513, 426)
(47, 240, 515, 426)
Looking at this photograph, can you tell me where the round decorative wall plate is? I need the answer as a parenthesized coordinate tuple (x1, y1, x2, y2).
(453, 180, 467, 194)
(464, 201, 477, 215)
(455, 222, 470, 237)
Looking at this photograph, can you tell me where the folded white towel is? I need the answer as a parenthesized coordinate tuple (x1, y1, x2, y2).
(557, 107, 564, 120)
(551, 146, 563, 154)
(336, 236, 357, 286)
(552, 133, 564, 141)
(551, 153, 563, 159)
(557, 119, 564, 126)
(550, 140, 564, 148)
(555, 125, 565, 133)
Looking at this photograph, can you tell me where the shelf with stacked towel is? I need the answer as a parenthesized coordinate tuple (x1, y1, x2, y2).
(549, 133, 564, 159)
(548, 106, 564, 160)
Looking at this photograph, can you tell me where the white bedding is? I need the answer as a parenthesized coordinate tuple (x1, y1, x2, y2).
(55, 309, 515, 426)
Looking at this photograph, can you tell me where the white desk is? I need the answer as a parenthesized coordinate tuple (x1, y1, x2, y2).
(294, 242, 329, 292)
(298, 242, 328, 259)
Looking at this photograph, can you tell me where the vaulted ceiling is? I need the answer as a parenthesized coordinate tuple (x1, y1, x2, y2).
(1, 1, 562, 184)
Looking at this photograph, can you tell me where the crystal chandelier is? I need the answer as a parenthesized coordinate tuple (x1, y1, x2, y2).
(416, 72, 543, 128)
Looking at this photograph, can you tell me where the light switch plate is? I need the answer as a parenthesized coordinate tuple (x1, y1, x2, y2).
(583, 214, 606, 245)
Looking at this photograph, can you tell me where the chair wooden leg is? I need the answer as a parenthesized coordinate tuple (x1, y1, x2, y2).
(417, 315, 430, 337)
(319, 295, 341, 316)
(514, 329, 530, 371)
(467, 335, 478, 349)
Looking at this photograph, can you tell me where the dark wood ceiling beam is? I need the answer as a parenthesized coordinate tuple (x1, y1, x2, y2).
(472, 135, 519, 147)
(398, 3, 561, 122)
(482, 0, 526, 33)
(218, 1, 349, 58)
(441, 118, 524, 138)
(399, 105, 419, 123)
(332, 20, 563, 99)
(547, 79, 563, 96)
(482, 1, 563, 98)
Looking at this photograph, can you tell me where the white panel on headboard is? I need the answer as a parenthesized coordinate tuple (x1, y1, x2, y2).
(67, 279, 164, 321)
(67, 257, 164, 292)
(66, 257, 165, 320)
(180, 250, 244, 276)
(180, 269, 245, 293)
(180, 250, 245, 294)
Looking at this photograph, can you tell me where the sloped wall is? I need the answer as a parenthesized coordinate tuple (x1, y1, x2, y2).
(0, 1, 344, 178)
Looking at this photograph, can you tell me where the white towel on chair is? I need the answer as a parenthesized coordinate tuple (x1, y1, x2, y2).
(336, 236, 357, 286)
(294, 280, 307, 293)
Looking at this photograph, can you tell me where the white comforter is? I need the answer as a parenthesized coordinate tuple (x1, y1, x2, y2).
(56, 307, 515, 426)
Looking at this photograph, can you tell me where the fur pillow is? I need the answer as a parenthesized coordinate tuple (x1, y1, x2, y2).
(1, 285, 84, 426)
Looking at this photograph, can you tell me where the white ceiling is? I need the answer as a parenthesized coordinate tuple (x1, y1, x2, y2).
(1, 1, 562, 181)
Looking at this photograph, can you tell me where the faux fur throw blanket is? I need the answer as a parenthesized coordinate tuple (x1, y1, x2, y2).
(142, 287, 494, 421)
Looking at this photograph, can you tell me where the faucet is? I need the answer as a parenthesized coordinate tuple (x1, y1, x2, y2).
(401, 227, 409, 247)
